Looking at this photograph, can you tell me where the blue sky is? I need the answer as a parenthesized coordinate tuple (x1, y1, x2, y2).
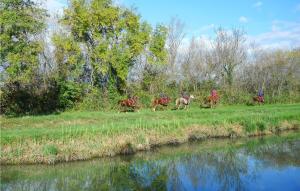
(121, 0, 299, 35)
(41, 0, 300, 49)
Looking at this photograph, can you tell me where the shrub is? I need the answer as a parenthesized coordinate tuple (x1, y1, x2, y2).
(0, 80, 60, 116)
(58, 81, 82, 109)
(136, 91, 153, 108)
(75, 87, 105, 111)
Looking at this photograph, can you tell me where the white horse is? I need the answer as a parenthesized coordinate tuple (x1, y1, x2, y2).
(175, 95, 195, 110)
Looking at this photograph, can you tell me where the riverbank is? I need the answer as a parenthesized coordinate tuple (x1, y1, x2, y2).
(2, 130, 300, 191)
(1, 104, 300, 165)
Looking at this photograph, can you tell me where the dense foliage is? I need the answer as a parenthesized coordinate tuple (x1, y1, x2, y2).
(0, 0, 299, 116)
(0, 0, 47, 82)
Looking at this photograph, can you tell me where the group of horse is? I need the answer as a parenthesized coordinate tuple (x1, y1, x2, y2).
(118, 93, 264, 112)
(118, 93, 222, 112)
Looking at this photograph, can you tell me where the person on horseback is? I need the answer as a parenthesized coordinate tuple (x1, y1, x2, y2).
(160, 92, 169, 103)
(181, 91, 190, 101)
(211, 89, 219, 102)
(258, 88, 264, 102)
(160, 92, 167, 98)
(119, 95, 139, 112)
(211, 89, 218, 98)
(175, 91, 194, 110)
(205, 89, 219, 108)
(152, 93, 171, 111)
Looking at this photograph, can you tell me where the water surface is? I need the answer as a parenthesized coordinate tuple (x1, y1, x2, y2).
(1, 132, 300, 191)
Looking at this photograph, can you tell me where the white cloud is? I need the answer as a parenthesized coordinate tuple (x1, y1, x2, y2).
(247, 20, 300, 49)
(239, 16, 248, 23)
(253, 1, 263, 8)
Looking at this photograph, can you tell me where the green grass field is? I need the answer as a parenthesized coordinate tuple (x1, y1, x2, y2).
(1, 103, 300, 164)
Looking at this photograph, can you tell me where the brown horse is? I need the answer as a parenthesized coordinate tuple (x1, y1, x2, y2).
(174, 95, 195, 110)
(208, 94, 219, 108)
(152, 97, 171, 111)
(201, 95, 220, 108)
(118, 96, 139, 112)
(201, 96, 218, 108)
(253, 96, 264, 104)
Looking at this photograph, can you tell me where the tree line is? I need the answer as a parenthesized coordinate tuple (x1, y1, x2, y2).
(0, 0, 299, 115)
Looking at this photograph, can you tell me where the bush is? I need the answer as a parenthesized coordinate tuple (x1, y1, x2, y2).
(75, 87, 105, 111)
(107, 79, 123, 110)
(0, 80, 60, 116)
(136, 91, 153, 108)
(58, 81, 82, 109)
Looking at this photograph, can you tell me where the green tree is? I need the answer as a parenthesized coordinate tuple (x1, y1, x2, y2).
(52, 33, 85, 109)
(52, 33, 83, 81)
(62, 0, 167, 92)
(0, 0, 47, 83)
(148, 24, 168, 65)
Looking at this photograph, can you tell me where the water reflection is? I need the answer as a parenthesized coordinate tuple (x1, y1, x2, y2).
(1, 133, 300, 191)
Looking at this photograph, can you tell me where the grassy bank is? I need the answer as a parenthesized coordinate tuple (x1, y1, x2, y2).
(2, 131, 299, 191)
(1, 104, 300, 164)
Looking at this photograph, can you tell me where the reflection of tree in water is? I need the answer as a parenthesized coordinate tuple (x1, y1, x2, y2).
(2, 138, 300, 191)
(1, 160, 169, 191)
(245, 140, 300, 168)
(205, 150, 248, 191)
(128, 160, 168, 190)
(165, 150, 250, 191)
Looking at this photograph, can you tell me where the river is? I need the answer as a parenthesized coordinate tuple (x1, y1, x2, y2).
(1, 131, 300, 191)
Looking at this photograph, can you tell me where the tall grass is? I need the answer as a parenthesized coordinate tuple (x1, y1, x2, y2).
(1, 103, 299, 164)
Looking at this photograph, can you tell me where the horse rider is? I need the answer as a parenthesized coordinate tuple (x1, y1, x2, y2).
(181, 91, 190, 100)
(211, 89, 218, 99)
(159, 92, 167, 98)
(258, 88, 264, 102)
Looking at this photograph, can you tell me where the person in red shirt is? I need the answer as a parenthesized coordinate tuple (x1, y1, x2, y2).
(211, 89, 217, 98)
(209, 89, 219, 107)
